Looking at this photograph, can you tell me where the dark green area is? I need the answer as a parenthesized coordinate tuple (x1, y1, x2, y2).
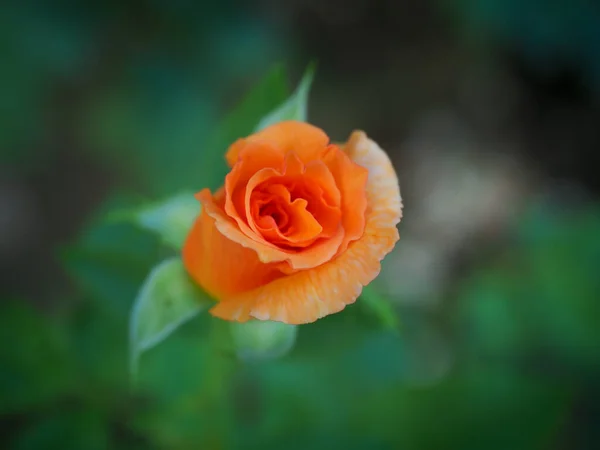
(2, 0, 600, 449)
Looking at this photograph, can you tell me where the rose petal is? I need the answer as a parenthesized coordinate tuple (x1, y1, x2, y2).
(226, 121, 330, 166)
(224, 141, 283, 240)
(199, 188, 345, 270)
(182, 203, 284, 303)
(210, 131, 402, 324)
(300, 159, 342, 238)
(321, 144, 368, 254)
(244, 152, 341, 247)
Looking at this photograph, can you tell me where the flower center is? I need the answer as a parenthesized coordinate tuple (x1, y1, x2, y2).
(250, 177, 341, 249)
(258, 201, 289, 231)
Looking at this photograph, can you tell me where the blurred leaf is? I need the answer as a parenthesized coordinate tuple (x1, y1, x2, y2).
(459, 200, 600, 371)
(133, 315, 236, 449)
(457, 267, 527, 359)
(239, 327, 408, 447)
(107, 192, 199, 250)
(230, 321, 298, 361)
(135, 314, 212, 401)
(0, 301, 74, 414)
(255, 63, 315, 131)
(345, 366, 570, 450)
(10, 409, 110, 450)
(359, 285, 400, 332)
(291, 304, 381, 358)
(129, 258, 212, 378)
(67, 301, 130, 390)
(521, 206, 600, 368)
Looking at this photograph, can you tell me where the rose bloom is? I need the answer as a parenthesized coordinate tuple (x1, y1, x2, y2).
(183, 121, 402, 324)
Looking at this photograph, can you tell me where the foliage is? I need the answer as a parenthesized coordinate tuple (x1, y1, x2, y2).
(3, 1, 600, 448)
(4, 62, 600, 447)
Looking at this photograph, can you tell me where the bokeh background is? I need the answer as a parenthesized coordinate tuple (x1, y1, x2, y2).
(2, 0, 600, 449)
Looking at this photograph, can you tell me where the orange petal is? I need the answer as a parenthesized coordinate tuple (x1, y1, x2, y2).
(226, 121, 330, 166)
(321, 144, 368, 254)
(199, 187, 345, 271)
(182, 203, 284, 307)
(301, 159, 342, 238)
(210, 131, 403, 324)
(224, 141, 283, 239)
(245, 152, 336, 247)
(285, 198, 323, 242)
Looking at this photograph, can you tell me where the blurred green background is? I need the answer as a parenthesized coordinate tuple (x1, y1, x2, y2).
(2, 0, 600, 449)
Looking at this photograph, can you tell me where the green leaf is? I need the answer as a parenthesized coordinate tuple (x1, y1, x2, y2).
(255, 63, 316, 132)
(107, 192, 199, 250)
(129, 258, 212, 378)
(359, 285, 400, 332)
(230, 320, 298, 361)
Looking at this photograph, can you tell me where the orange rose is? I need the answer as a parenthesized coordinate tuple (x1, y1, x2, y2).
(183, 121, 402, 324)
